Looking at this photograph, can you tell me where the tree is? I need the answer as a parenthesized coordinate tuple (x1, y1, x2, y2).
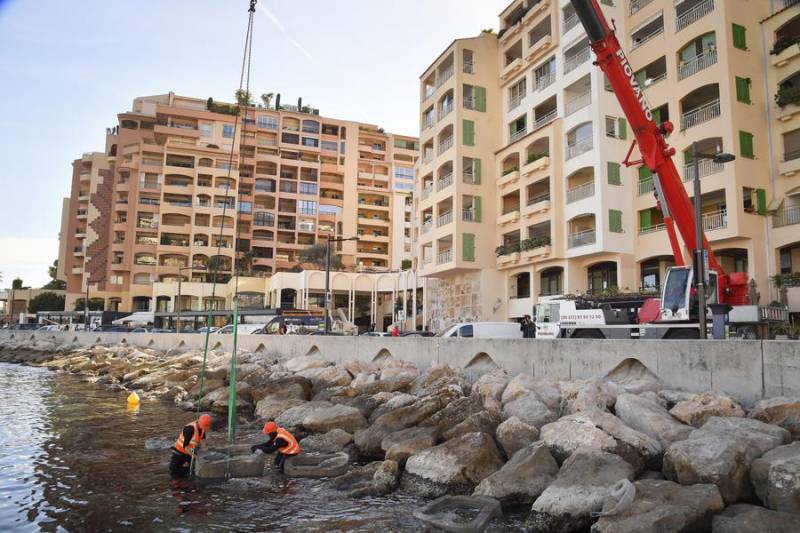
(235, 89, 252, 106)
(74, 298, 104, 311)
(401, 259, 412, 270)
(260, 92, 274, 108)
(11, 278, 23, 290)
(299, 244, 342, 269)
(43, 259, 66, 289)
(28, 292, 65, 313)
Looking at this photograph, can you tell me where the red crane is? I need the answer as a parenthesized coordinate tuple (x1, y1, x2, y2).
(570, 0, 748, 306)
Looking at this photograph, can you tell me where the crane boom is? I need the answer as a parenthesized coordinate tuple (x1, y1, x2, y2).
(569, 0, 750, 304)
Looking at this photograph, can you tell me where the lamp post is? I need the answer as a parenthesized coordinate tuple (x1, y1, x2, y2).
(324, 236, 358, 335)
(690, 142, 735, 339)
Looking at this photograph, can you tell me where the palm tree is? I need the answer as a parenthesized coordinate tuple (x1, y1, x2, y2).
(261, 92, 274, 108)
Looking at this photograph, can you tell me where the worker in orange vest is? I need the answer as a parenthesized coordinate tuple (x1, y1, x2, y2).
(170, 414, 212, 478)
(250, 420, 301, 473)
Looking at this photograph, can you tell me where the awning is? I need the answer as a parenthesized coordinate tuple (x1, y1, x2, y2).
(112, 312, 154, 325)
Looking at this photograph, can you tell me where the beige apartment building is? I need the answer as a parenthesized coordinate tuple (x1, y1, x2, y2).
(415, 0, 799, 329)
(59, 93, 417, 313)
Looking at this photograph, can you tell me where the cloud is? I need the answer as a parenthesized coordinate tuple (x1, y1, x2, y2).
(257, 4, 313, 59)
(0, 236, 59, 289)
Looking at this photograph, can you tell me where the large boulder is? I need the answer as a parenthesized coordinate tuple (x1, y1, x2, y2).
(441, 410, 500, 442)
(712, 503, 799, 533)
(330, 460, 400, 498)
(343, 360, 378, 377)
(402, 432, 504, 497)
(502, 393, 558, 428)
(419, 395, 484, 436)
(590, 479, 723, 533)
(297, 365, 352, 395)
(663, 417, 791, 504)
(748, 397, 800, 439)
(379, 360, 419, 382)
(750, 441, 800, 514)
(564, 379, 618, 414)
(527, 449, 635, 533)
(410, 364, 468, 397)
(471, 369, 510, 405)
(274, 401, 333, 429)
(300, 404, 367, 434)
(284, 353, 329, 373)
(604, 358, 662, 395)
(253, 397, 306, 420)
(381, 426, 438, 465)
(473, 442, 559, 505)
(615, 393, 693, 448)
(540, 410, 661, 471)
(495, 416, 539, 458)
(501, 374, 561, 409)
(299, 428, 353, 453)
(249, 375, 311, 404)
(367, 393, 417, 424)
(669, 392, 744, 428)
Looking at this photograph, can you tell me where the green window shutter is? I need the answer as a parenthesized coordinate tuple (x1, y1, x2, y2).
(473, 158, 482, 184)
(732, 24, 747, 50)
(617, 118, 627, 140)
(462, 233, 475, 262)
(652, 107, 662, 124)
(634, 69, 647, 86)
(609, 209, 623, 233)
(473, 196, 482, 222)
(739, 131, 754, 158)
(638, 166, 652, 181)
(756, 188, 767, 215)
(735, 77, 751, 104)
(475, 86, 486, 112)
(639, 209, 652, 229)
(607, 162, 621, 185)
(683, 150, 693, 165)
(463, 119, 475, 146)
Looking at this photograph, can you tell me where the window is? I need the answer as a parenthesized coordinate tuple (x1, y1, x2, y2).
(302, 137, 319, 147)
(640, 260, 660, 292)
(299, 182, 317, 195)
(395, 167, 414, 180)
(321, 140, 338, 152)
(735, 77, 751, 104)
(463, 119, 475, 146)
(605, 117, 627, 139)
(541, 268, 562, 296)
(739, 131, 755, 159)
(298, 200, 317, 215)
(222, 124, 235, 138)
(509, 78, 527, 109)
(109, 275, 124, 285)
(609, 209, 623, 233)
(200, 124, 212, 138)
(462, 233, 475, 262)
(607, 162, 621, 185)
(254, 212, 274, 226)
(780, 248, 792, 275)
(459, 324, 474, 338)
(395, 182, 413, 190)
(238, 201, 252, 214)
(732, 23, 747, 50)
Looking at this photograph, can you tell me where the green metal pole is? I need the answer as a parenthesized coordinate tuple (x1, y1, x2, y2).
(188, 308, 213, 477)
(227, 297, 239, 445)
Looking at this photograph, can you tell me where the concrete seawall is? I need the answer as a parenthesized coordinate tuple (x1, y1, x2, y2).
(2, 331, 798, 404)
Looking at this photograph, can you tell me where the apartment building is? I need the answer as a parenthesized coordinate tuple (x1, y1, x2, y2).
(415, 0, 789, 328)
(59, 93, 417, 313)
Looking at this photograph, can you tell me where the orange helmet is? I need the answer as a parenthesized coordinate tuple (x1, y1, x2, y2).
(198, 414, 213, 431)
(263, 421, 278, 434)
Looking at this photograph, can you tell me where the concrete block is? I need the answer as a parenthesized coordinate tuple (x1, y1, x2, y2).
(655, 341, 712, 393)
(195, 444, 265, 480)
(284, 452, 350, 478)
(413, 495, 502, 533)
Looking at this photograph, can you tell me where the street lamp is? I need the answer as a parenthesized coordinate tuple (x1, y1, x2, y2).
(691, 142, 735, 339)
(324, 236, 358, 335)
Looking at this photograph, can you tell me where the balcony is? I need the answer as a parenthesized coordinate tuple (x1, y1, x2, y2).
(498, 168, 520, 188)
(567, 137, 593, 159)
(436, 173, 453, 192)
(675, 0, 714, 33)
(526, 193, 551, 215)
(501, 58, 524, 82)
(683, 158, 724, 182)
(678, 51, 717, 81)
(435, 65, 454, 89)
(773, 205, 800, 228)
(437, 249, 453, 265)
(680, 99, 720, 130)
(567, 181, 595, 203)
(564, 47, 590, 75)
(629, 0, 655, 15)
(533, 109, 557, 130)
(568, 228, 596, 248)
(702, 209, 727, 231)
(422, 184, 434, 200)
(498, 209, 520, 225)
(780, 149, 800, 176)
(463, 96, 476, 110)
(421, 221, 432, 234)
(565, 91, 591, 116)
(437, 136, 454, 155)
(639, 177, 655, 196)
(639, 223, 666, 235)
(526, 35, 552, 63)
(631, 24, 664, 50)
(522, 155, 549, 176)
(438, 101, 454, 120)
(563, 13, 579, 34)
(536, 71, 555, 91)
(508, 92, 525, 111)
(510, 127, 527, 143)
(462, 208, 476, 222)
(437, 211, 453, 227)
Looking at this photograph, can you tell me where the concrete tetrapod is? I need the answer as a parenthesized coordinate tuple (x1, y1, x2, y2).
(283, 452, 350, 478)
(413, 495, 502, 533)
(195, 445, 266, 481)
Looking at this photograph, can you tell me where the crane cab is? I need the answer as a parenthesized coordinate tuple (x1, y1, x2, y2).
(659, 266, 718, 322)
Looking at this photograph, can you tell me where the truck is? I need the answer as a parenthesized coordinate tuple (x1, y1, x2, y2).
(533, 1, 789, 340)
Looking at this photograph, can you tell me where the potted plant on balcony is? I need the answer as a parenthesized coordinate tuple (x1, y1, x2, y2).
(770, 36, 800, 56)
(776, 83, 800, 108)
(527, 152, 547, 164)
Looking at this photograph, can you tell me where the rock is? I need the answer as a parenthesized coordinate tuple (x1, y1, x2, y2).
(299, 429, 353, 453)
(590, 479, 723, 533)
(750, 441, 800, 514)
(615, 393, 693, 448)
(402, 432, 503, 497)
(284, 353, 329, 373)
(410, 364, 468, 397)
(353, 460, 400, 497)
(274, 401, 333, 429)
(474, 442, 559, 505)
(496, 416, 539, 458)
(297, 365, 352, 394)
(381, 426, 438, 465)
(471, 369, 510, 404)
(663, 417, 791, 504)
(604, 358, 662, 395)
(669, 392, 745, 428)
(501, 374, 560, 409)
(300, 404, 368, 434)
(367, 393, 417, 423)
(748, 397, 800, 439)
(502, 392, 558, 428)
(414, 495, 503, 533)
(312, 385, 355, 402)
(528, 449, 635, 533)
(350, 373, 376, 389)
(565, 379, 618, 414)
(196, 445, 265, 480)
(442, 410, 500, 442)
(657, 389, 694, 409)
(253, 398, 306, 420)
(250, 375, 311, 403)
(343, 360, 378, 377)
(284, 452, 350, 478)
(540, 410, 661, 471)
(712, 503, 799, 533)
(210, 395, 252, 415)
(379, 360, 418, 382)
(419, 395, 484, 435)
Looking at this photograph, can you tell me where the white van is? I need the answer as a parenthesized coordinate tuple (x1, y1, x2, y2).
(437, 322, 522, 339)
(215, 323, 267, 335)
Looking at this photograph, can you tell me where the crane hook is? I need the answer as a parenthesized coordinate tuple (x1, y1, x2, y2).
(249, 0, 257, 13)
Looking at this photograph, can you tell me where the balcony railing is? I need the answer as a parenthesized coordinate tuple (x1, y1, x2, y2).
(568, 228, 596, 248)
(510, 128, 528, 143)
(639, 177, 655, 196)
(683, 158, 724, 181)
(422, 184, 434, 200)
(564, 47, 591, 74)
(435, 65, 454, 88)
(675, 0, 714, 33)
(437, 172, 453, 191)
(437, 136, 454, 155)
(463, 170, 477, 184)
(509, 92, 525, 111)
(437, 211, 453, 227)
(528, 192, 551, 205)
(629, 0, 655, 15)
(785, 149, 800, 162)
(565, 91, 591, 116)
(438, 101, 453, 120)
(566, 181, 595, 203)
(639, 223, 666, 235)
(773, 205, 800, 228)
(536, 71, 556, 91)
(463, 208, 476, 221)
(422, 117, 435, 130)
(678, 50, 717, 80)
(463, 60, 474, 74)
(437, 249, 453, 265)
(563, 14, 579, 33)
(680, 99, 720, 130)
(533, 109, 558, 130)
(702, 209, 727, 231)
(567, 137, 593, 159)
(421, 221, 432, 234)
(422, 151, 434, 163)
(631, 25, 664, 50)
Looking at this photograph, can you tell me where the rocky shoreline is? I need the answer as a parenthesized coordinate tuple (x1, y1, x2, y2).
(1, 337, 799, 532)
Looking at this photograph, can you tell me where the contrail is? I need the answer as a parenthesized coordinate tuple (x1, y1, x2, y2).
(257, 4, 313, 59)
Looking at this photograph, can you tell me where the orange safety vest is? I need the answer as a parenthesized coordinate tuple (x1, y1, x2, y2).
(276, 427, 300, 455)
(174, 421, 205, 457)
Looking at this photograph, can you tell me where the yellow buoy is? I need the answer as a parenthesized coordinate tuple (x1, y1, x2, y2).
(127, 391, 140, 407)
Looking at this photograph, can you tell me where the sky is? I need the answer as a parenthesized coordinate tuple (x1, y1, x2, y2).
(0, 0, 507, 288)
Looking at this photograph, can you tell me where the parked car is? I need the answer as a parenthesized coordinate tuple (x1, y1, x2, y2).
(93, 325, 132, 332)
(150, 328, 175, 333)
(360, 331, 390, 337)
(12, 323, 41, 331)
(401, 331, 435, 337)
(37, 324, 63, 331)
(436, 322, 523, 339)
(216, 323, 268, 335)
(195, 326, 218, 334)
(130, 327, 149, 333)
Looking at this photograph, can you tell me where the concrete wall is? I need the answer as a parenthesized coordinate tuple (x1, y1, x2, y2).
(2, 331, 798, 405)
